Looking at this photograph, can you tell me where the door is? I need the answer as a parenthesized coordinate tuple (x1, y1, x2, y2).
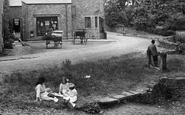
(13, 18, 20, 32)
(99, 17, 104, 33)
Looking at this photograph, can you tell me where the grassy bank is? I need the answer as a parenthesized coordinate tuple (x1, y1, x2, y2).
(1, 52, 185, 114)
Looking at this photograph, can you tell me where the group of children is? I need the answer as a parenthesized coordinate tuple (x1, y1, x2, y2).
(35, 76, 77, 108)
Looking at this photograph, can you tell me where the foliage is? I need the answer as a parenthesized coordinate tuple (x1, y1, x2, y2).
(105, 0, 185, 35)
(104, 0, 132, 27)
(105, 1, 126, 27)
(3, 0, 15, 49)
(131, 0, 185, 35)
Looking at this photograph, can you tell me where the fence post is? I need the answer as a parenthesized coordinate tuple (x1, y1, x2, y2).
(160, 52, 167, 71)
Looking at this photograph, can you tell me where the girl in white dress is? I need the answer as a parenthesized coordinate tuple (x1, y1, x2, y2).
(65, 83, 77, 107)
(59, 77, 69, 96)
(59, 77, 77, 107)
(35, 77, 58, 102)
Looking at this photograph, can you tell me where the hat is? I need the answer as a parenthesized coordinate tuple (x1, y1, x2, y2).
(67, 83, 75, 88)
(62, 77, 69, 82)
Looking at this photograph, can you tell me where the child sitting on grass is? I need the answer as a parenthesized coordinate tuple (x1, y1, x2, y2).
(59, 77, 69, 96)
(65, 83, 78, 108)
(59, 77, 77, 108)
(35, 77, 60, 102)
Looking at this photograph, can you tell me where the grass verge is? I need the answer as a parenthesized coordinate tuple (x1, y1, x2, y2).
(1, 52, 185, 113)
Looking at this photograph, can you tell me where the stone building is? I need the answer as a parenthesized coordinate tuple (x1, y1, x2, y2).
(0, 0, 5, 52)
(72, 0, 105, 39)
(22, 0, 72, 40)
(8, 0, 22, 33)
(7, 0, 106, 40)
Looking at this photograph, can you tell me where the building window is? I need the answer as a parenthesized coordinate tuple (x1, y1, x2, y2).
(85, 17, 91, 28)
(72, 5, 76, 17)
(95, 17, 98, 28)
(36, 17, 58, 36)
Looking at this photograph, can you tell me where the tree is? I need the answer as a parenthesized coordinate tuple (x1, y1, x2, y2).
(104, 0, 129, 27)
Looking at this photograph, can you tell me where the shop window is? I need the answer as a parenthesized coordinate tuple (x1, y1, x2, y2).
(85, 17, 91, 28)
(36, 17, 58, 36)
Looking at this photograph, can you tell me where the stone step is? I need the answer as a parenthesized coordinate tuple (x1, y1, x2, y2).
(96, 97, 119, 109)
(121, 91, 134, 96)
(111, 94, 126, 99)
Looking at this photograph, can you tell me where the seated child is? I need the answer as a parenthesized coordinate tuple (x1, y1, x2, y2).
(59, 77, 69, 95)
(65, 83, 78, 108)
(59, 77, 77, 107)
(35, 77, 59, 102)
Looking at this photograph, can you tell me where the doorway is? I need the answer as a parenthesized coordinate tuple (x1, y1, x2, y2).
(13, 18, 20, 32)
(99, 17, 104, 33)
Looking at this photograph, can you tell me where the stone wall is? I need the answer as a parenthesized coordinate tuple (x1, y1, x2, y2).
(21, 0, 105, 40)
(22, 3, 72, 40)
(72, 0, 105, 39)
(0, 0, 4, 52)
(9, 6, 22, 32)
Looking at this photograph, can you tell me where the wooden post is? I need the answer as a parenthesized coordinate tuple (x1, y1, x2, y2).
(160, 53, 167, 71)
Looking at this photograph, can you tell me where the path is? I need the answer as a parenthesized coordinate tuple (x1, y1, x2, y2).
(0, 32, 151, 75)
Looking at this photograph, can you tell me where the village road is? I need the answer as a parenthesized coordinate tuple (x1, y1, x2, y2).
(0, 32, 151, 76)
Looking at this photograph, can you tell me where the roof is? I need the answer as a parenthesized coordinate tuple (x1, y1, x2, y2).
(22, 0, 72, 4)
(9, 0, 22, 6)
(9, 0, 72, 6)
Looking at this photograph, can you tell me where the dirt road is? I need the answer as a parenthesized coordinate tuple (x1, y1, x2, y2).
(0, 32, 151, 75)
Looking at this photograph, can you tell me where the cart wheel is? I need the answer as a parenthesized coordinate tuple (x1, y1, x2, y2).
(60, 41, 62, 49)
(46, 44, 48, 49)
(85, 38, 87, 44)
(54, 42, 58, 48)
(73, 38, 75, 45)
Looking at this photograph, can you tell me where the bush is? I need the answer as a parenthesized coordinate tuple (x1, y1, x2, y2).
(173, 31, 185, 43)
(4, 39, 14, 49)
(147, 28, 175, 36)
(3, 31, 15, 49)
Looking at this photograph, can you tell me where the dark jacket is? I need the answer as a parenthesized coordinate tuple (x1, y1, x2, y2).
(148, 44, 158, 56)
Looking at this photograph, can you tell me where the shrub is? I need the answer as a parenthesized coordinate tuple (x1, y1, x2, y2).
(4, 39, 14, 49)
(174, 32, 185, 43)
(148, 28, 175, 36)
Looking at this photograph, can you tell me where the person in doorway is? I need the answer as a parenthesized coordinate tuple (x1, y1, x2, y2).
(35, 77, 59, 102)
(147, 40, 159, 67)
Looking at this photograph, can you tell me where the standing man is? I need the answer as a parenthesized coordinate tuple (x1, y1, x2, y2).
(147, 40, 159, 67)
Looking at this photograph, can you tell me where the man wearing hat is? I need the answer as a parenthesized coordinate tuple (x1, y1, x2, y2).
(147, 40, 159, 67)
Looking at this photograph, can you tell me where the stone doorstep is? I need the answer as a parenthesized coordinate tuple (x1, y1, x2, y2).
(97, 97, 118, 103)
(121, 91, 134, 96)
(77, 90, 149, 111)
(129, 90, 145, 95)
(111, 95, 126, 99)
(96, 97, 119, 109)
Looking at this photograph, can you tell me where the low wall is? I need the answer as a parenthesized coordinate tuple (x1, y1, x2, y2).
(105, 25, 125, 34)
